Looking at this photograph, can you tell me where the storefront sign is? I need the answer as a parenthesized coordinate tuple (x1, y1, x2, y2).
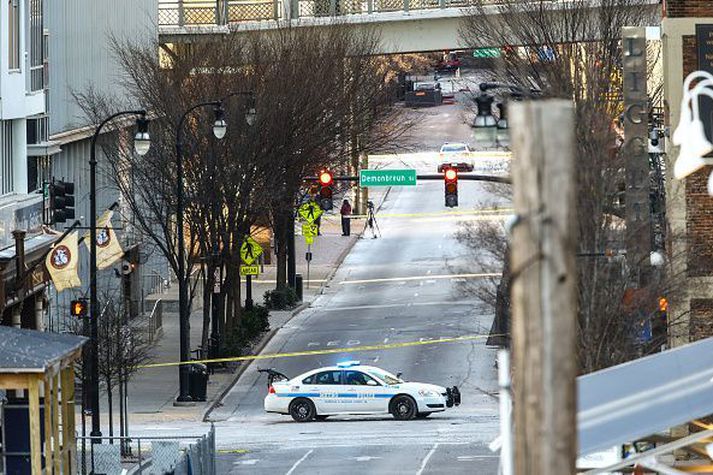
(697, 24, 713, 144)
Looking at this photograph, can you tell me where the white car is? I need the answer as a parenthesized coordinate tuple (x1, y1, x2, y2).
(438, 142, 474, 172)
(259, 361, 461, 422)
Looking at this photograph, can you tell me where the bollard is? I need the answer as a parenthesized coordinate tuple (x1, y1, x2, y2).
(295, 274, 304, 302)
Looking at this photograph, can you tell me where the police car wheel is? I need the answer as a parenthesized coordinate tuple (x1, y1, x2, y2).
(315, 415, 329, 421)
(390, 395, 417, 420)
(289, 398, 316, 422)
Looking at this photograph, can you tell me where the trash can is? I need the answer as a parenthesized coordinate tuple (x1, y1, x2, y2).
(295, 273, 303, 302)
(188, 364, 208, 402)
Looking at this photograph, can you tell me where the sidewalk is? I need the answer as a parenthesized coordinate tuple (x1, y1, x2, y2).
(86, 190, 387, 431)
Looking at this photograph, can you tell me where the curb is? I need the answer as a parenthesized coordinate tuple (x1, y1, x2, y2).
(202, 186, 393, 421)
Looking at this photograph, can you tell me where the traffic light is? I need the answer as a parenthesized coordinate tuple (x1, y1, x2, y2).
(318, 170, 334, 211)
(50, 180, 75, 223)
(444, 167, 458, 207)
(70, 299, 88, 318)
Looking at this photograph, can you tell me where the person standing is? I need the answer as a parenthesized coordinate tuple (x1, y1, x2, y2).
(340, 199, 352, 236)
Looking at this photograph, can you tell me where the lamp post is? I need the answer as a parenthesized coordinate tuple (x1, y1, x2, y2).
(472, 82, 541, 149)
(89, 110, 150, 440)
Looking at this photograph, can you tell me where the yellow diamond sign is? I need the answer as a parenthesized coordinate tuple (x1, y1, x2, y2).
(298, 202, 323, 224)
(240, 237, 263, 265)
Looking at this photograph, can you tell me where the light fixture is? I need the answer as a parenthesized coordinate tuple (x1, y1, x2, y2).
(496, 103, 509, 148)
(133, 117, 150, 156)
(649, 251, 665, 268)
(246, 106, 257, 126)
(472, 92, 498, 148)
(213, 105, 227, 139)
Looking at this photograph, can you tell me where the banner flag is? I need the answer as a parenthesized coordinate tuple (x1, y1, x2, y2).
(45, 232, 81, 293)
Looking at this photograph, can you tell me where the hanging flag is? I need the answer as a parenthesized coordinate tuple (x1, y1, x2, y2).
(87, 210, 124, 270)
(45, 232, 81, 293)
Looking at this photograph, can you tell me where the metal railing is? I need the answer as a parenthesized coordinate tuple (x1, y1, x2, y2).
(76, 426, 216, 475)
(146, 299, 164, 343)
(158, 0, 479, 27)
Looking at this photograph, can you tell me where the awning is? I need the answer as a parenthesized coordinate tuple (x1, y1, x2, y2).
(578, 336, 713, 456)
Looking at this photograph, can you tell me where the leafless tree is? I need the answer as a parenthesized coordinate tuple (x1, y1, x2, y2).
(457, 0, 686, 373)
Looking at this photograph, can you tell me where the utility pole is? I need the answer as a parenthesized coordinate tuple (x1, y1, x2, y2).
(509, 100, 577, 474)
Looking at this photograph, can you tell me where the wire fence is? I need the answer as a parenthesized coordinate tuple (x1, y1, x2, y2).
(158, 0, 485, 27)
(76, 425, 216, 475)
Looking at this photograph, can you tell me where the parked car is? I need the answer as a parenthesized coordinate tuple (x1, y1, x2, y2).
(437, 142, 474, 172)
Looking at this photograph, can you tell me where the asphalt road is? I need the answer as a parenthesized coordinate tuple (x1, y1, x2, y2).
(206, 98, 510, 474)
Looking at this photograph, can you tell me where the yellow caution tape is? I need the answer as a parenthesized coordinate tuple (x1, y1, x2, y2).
(139, 333, 505, 369)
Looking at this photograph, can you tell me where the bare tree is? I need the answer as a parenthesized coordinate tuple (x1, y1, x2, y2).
(457, 0, 686, 372)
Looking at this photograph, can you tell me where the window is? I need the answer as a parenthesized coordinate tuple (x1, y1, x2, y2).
(8, 0, 20, 70)
(308, 371, 341, 385)
(365, 369, 402, 386)
(343, 371, 379, 386)
(29, 0, 43, 90)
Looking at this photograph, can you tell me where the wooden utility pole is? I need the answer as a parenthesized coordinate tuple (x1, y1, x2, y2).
(509, 100, 578, 474)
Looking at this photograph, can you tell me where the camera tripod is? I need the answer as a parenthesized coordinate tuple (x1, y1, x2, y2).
(367, 204, 381, 239)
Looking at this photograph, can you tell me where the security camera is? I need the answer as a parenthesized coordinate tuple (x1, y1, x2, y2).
(121, 262, 133, 275)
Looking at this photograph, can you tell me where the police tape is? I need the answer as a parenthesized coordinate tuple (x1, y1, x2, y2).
(138, 333, 505, 369)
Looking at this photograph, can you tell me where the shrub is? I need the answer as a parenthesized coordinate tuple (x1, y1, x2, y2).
(263, 287, 298, 310)
(222, 305, 270, 356)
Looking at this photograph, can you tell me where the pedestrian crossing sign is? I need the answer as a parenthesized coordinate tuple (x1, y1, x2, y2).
(302, 223, 318, 245)
(298, 202, 323, 224)
(240, 265, 259, 276)
(240, 236, 263, 265)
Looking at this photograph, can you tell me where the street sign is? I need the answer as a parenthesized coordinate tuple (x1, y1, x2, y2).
(473, 48, 501, 58)
(305, 251, 313, 262)
(359, 169, 417, 187)
(240, 236, 263, 266)
(240, 265, 259, 276)
(302, 223, 318, 245)
(298, 202, 323, 224)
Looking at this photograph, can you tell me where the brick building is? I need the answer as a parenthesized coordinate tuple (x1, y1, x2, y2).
(662, 1, 713, 346)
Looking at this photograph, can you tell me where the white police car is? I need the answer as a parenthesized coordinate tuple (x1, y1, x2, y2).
(259, 361, 461, 422)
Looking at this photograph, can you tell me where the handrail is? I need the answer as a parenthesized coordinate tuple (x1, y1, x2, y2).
(146, 299, 163, 343)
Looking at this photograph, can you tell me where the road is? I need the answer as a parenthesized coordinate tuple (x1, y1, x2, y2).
(205, 99, 510, 474)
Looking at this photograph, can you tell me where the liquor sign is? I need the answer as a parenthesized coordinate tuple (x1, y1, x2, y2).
(697, 25, 713, 146)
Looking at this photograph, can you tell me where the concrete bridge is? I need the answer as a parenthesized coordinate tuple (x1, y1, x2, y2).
(158, 0, 661, 54)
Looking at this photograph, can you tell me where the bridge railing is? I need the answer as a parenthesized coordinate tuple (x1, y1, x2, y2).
(158, 0, 479, 27)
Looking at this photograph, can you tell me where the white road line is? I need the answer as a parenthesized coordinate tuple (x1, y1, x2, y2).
(285, 449, 313, 475)
(235, 459, 259, 465)
(457, 455, 499, 461)
(383, 338, 389, 344)
(338, 273, 499, 285)
(321, 301, 479, 312)
(416, 443, 439, 475)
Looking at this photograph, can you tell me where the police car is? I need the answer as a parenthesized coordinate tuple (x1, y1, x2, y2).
(259, 361, 461, 422)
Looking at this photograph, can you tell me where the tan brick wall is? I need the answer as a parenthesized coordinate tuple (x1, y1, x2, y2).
(666, 0, 713, 18)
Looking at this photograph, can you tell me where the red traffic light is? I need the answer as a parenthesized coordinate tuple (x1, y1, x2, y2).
(319, 171, 333, 186)
(444, 168, 457, 181)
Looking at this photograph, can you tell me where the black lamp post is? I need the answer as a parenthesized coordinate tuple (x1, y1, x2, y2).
(89, 110, 150, 440)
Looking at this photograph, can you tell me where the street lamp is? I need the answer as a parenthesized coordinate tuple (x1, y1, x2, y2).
(175, 100, 224, 403)
(89, 110, 149, 440)
(496, 103, 509, 149)
(472, 91, 497, 148)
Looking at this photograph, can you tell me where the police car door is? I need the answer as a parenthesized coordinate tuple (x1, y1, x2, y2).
(311, 370, 343, 414)
(342, 370, 388, 413)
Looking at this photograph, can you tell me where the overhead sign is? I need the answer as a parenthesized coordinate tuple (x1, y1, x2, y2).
(240, 265, 259, 276)
(302, 223, 318, 245)
(240, 236, 263, 265)
(359, 169, 417, 187)
(298, 202, 323, 224)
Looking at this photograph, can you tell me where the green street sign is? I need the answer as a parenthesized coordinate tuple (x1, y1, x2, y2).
(359, 169, 417, 187)
(473, 48, 501, 58)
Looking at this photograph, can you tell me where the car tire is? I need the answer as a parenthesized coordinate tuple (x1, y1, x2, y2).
(315, 415, 329, 421)
(416, 412, 431, 419)
(390, 395, 417, 421)
(289, 398, 316, 422)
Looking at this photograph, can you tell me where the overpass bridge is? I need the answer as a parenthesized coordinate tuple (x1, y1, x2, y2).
(158, 0, 660, 54)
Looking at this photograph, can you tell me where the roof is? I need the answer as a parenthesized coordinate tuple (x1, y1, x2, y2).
(0, 326, 87, 373)
(578, 335, 713, 456)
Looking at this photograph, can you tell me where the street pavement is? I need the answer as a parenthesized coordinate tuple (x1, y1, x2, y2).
(127, 93, 511, 474)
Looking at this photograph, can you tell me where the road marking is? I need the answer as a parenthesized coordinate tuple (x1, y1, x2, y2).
(326, 341, 339, 346)
(416, 443, 439, 475)
(321, 300, 479, 312)
(235, 459, 259, 465)
(352, 208, 512, 219)
(338, 272, 499, 285)
(307, 342, 319, 347)
(346, 340, 360, 346)
(425, 280, 437, 284)
(383, 338, 389, 344)
(457, 455, 499, 461)
(414, 293, 419, 297)
(285, 449, 313, 475)
(139, 333, 505, 369)
(354, 456, 382, 461)
(373, 356, 379, 362)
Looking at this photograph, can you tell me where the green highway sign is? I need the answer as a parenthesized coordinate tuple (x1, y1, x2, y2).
(359, 169, 417, 187)
(473, 48, 501, 58)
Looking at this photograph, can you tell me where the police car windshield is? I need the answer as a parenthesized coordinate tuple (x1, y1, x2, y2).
(366, 369, 402, 385)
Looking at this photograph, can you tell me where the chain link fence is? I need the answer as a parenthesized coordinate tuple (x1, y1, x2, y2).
(76, 425, 216, 475)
